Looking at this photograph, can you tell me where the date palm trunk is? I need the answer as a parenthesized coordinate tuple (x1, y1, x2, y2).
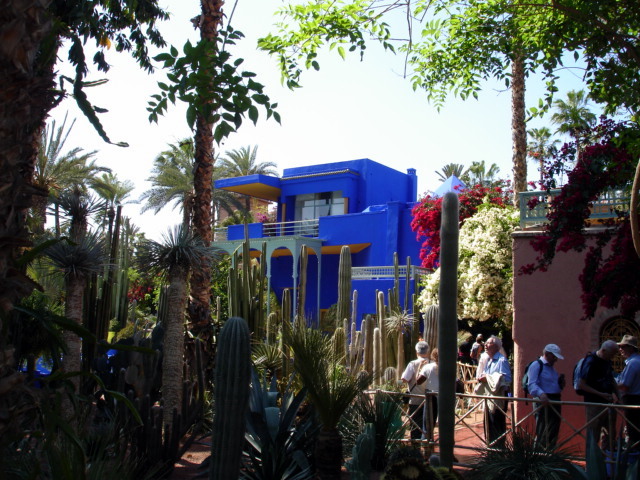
(0, 0, 58, 311)
(189, 0, 224, 333)
(162, 264, 189, 428)
(511, 55, 527, 207)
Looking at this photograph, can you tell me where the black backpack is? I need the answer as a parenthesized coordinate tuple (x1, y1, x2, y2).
(521, 358, 543, 396)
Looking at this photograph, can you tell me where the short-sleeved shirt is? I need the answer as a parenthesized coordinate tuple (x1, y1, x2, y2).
(419, 362, 439, 393)
(482, 351, 512, 385)
(619, 352, 640, 396)
(581, 352, 616, 403)
(402, 358, 429, 404)
(527, 356, 561, 398)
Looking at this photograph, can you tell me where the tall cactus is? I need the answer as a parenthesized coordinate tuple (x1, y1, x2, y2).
(227, 239, 267, 336)
(438, 192, 459, 469)
(373, 327, 382, 386)
(423, 305, 439, 353)
(377, 291, 388, 368)
(336, 245, 352, 328)
(210, 317, 251, 480)
(332, 326, 346, 365)
(363, 315, 374, 374)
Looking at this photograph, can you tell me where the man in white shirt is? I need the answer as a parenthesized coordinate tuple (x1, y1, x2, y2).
(401, 341, 430, 440)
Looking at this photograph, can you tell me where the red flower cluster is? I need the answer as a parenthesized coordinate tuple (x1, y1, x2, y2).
(520, 119, 640, 319)
(128, 281, 154, 303)
(411, 184, 510, 269)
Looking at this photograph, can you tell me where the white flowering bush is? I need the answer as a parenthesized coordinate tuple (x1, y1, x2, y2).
(417, 203, 519, 326)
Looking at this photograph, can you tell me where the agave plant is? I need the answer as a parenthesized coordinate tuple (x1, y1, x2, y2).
(242, 368, 318, 480)
(340, 391, 406, 471)
(468, 430, 585, 480)
(286, 326, 362, 479)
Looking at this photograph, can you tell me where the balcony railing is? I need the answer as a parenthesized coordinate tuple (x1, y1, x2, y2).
(352, 265, 431, 280)
(262, 219, 319, 237)
(519, 189, 631, 228)
(213, 219, 320, 242)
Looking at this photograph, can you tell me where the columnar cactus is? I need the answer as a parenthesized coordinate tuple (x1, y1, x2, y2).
(373, 327, 382, 386)
(336, 245, 352, 328)
(377, 291, 388, 368)
(423, 305, 439, 357)
(333, 326, 346, 364)
(351, 289, 358, 327)
(363, 315, 374, 374)
(438, 192, 459, 469)
(210, 317, 251, 480)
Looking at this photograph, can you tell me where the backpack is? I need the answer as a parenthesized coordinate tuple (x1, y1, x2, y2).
(521, 359, 543, 396)
(573, 352, 593, 396)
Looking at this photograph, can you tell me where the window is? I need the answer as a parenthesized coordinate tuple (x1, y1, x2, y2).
(295, 191, 345, 220)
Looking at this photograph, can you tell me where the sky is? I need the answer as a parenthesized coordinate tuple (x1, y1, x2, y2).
(48, 0, 589, 240)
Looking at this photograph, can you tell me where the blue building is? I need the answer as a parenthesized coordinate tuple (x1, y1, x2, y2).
(214, 158, 428, 325)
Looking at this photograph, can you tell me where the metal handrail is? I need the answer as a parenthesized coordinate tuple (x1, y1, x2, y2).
(519, 189, 631, 228)
(262, 219, 320, 237)
(375, 388, 640, 468)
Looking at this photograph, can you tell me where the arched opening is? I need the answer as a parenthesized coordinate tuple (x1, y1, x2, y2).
(600, 316, 640, 373)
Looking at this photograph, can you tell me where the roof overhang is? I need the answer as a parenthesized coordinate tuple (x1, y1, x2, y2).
(215, 174, 282, 201)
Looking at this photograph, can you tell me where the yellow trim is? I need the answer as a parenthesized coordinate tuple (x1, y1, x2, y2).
(269, 243, 370, 257)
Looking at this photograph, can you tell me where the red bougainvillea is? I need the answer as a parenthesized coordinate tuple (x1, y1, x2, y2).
(411, 183, 510, 269)
(520, 119, 640, 319)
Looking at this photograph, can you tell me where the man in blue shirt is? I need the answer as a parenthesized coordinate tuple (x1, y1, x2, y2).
(527, 344, 566, 449)
(477, 335, 512, 447)
(617, 335, 640, 451)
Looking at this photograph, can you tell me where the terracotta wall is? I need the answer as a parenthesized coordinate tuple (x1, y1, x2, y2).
(512, 229, 626, 453)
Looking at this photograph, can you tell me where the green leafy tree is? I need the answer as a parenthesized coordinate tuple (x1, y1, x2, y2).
(1, 0, 168, 311)
(148, 21, 280, 330)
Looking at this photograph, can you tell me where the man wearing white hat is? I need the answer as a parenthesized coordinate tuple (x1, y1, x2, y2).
(618, 335, 640, 451)
(527, 343, 566, 448)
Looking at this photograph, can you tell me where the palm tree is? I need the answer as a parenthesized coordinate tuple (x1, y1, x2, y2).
(551, 90, 597, 146)
(31, 115, 104, 234)
(527, 127, 559, 185)
(435, 163, 467, 183)
(465, 160, 501, 187)
(218, 145, 278, 212)
(140, 139, 246, 229)
(511, 55, 528, 207)
(90, 171, 135, 234)
(136, 225, 223, 428)
(286, 326, 361, 479)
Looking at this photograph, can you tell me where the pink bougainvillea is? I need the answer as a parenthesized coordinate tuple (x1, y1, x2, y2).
(521, 119, 640, 319)
(411, 183, 510, 269)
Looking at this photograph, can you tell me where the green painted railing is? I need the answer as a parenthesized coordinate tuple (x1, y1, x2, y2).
(519, 189, 631, 228)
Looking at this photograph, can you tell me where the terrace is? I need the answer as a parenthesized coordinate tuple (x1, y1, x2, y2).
(518, 188, 631, 228)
